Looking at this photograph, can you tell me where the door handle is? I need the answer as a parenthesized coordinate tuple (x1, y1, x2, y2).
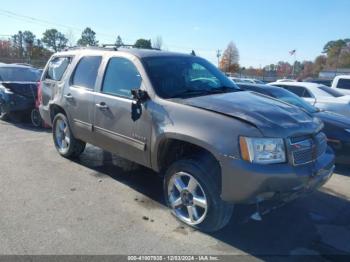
(96, 102, 109, 110)
(64, 94, 74, 100)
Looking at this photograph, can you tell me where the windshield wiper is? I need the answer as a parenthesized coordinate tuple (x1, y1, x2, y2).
(169, 86, 241, 98)
(208, 86, 241, 93)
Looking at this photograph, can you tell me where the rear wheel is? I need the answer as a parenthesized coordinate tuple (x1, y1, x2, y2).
(31, 108, 42, 127)
(52, 113, 86, 158)
(164, 157, 234, 232)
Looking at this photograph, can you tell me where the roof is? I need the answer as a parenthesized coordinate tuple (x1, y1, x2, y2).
(56, 47, 193, 59)
(334, 75, 350, 79)
(269, 81, 323, 88)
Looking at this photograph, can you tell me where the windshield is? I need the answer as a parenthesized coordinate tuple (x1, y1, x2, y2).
(317, 85, 344, 97)
(0, 67, 41, 82)
(268, 88, 318, 114)
(143, 56, 239, 98)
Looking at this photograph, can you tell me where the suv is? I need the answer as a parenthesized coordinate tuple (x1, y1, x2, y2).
(39, 47, 335, 232)
(331, 75, 350, 95)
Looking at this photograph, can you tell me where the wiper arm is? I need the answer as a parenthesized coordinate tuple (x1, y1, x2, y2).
(169, 86, 241, 98)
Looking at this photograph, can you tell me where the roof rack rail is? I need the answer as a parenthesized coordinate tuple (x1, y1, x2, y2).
(63, 44, 162, 52)
(102, 44, 161, 51)
(64, 46, 116, 51)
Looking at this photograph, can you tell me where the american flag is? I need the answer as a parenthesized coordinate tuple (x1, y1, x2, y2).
(289, 49, 296, 55)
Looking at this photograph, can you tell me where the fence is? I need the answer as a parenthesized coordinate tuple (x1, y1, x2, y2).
(0, 57, 49, 68)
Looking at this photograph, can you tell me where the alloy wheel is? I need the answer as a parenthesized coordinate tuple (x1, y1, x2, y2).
(167, 172, 208, 225)
(55, 118, 71, 153)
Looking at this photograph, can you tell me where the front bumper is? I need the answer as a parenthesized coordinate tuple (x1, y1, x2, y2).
(220, 147, 335, 203)
(0, 92, 35, 113)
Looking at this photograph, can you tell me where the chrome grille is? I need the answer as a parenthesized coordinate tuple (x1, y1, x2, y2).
(289, 132, 327, 166)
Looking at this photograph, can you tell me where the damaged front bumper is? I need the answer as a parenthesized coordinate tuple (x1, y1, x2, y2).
(219, 147, 335, 204)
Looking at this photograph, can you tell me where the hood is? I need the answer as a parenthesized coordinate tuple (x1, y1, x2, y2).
(314, 110, 350, 128)
(179, 91, 322, 137)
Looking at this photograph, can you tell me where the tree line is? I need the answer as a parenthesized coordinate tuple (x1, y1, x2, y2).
(220, 38, 350, 79)
(0, 27, 162, 67)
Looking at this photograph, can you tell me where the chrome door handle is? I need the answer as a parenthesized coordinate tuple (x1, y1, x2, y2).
(96, 103, 109, 110)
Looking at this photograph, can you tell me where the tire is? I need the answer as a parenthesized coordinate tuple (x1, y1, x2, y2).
(31, 108, 42, 128)
(164, 156, 234, 232)
(0, 105, 9, 121)
(52, 113, 86, 158)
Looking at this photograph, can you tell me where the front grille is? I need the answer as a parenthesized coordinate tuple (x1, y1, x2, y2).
(289, 132, 327, 166)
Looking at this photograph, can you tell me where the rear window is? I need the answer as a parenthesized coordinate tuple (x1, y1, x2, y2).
(337, 78, 350, 90)
(0, 67, 40, 82)
(45, 57, 71, 81)
(72, 56, 102, 90)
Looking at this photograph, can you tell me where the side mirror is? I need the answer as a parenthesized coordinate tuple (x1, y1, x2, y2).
(131, 89, 148, 103)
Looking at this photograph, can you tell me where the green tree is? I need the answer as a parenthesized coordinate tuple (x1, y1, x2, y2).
(115, 35, 123, 47)
(42, 29, 68, 52)
(323, 39, 350, 54)
(134, 39, 152, 49)
(313, 55, 327, 75)
(77, 27, 99, 46)
(12, 31, 24, 57)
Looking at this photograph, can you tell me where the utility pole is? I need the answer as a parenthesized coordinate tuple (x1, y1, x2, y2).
(216, 49, 221, 68)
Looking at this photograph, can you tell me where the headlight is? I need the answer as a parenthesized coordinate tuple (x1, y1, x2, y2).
(239, 137, 286, 164)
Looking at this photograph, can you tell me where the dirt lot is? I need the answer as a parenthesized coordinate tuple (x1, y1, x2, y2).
(0, 120, 349, 260)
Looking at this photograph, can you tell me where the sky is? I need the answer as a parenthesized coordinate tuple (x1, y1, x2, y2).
(0, 0, 349, 67)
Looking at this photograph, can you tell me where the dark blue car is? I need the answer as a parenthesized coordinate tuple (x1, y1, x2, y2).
(0, 63, 41, 120)
(237, 83, 350, 164)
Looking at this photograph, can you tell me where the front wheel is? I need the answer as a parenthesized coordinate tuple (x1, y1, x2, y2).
(52, 113, 86, 158)
(164, 158, 234, 232)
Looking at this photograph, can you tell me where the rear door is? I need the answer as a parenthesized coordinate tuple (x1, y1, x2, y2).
(41, 56, 71, 107)
(92, 55, 152, 166)
(65, 55, 102, 143)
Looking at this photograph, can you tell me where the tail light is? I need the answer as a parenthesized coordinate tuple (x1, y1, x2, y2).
(37, 81, 42, 107)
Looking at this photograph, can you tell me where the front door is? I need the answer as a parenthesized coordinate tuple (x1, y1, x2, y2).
(65, 55, 102, 143)
(93, 56, 151, 166)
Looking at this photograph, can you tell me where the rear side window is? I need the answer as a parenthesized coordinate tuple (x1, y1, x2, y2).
(102, 57, 142, 98)
(337, 78, 350, 90)
(46, 57, 71, 81)
(72, 56, 102, 90)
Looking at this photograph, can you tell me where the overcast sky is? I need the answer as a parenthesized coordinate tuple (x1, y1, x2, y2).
(0, 0, 349, 67)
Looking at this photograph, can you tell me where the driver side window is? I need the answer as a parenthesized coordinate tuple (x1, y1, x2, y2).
(102, 57, 142, 98)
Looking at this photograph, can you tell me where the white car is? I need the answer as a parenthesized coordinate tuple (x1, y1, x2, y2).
(276, 79, 297, 83)
(229, 77, 264, 84)
(268, 81, 350, 117)
(331, 75, 350, 95)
